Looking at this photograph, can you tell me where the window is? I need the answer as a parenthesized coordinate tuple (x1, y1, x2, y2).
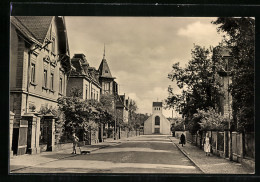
(105, 70, 108, 73)
(97, 91, 99, 100)
(43, 70, 48, 88)
(91, 88, 93, 99)
(85, 85, 88, 100)
(51, 37, 56, 53)
(93, 89, 95, 100)
(50, 73, 54, 90)
(155, 116, 160, 125)
(31, 63, 36, 83)
(104, 82, 110, 91)
(59, 77, 63, 94)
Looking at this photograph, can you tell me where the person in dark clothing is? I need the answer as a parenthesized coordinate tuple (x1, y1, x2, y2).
(180, 133, 186, 147)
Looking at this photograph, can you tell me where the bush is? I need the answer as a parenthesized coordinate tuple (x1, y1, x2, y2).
(195, 107, 229, 131)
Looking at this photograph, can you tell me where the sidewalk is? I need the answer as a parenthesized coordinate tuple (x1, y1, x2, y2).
(169, 137, 254, 174)
(10, 136, 139, 173)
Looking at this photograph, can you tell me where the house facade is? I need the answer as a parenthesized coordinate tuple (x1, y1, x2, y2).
(10, 16, 71, 155)
(144, 102, 171, 135)
(67, 53, 101, 101)
(116, 94, 130, 124)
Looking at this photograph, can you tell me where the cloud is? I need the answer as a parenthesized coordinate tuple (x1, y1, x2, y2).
(65, 17, 223, 118)
(177, 21, 223, 46)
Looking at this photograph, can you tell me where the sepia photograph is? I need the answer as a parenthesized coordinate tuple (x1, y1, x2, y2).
(9, 15, 255, 174)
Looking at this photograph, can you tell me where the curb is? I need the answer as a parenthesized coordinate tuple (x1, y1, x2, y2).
(168, 137, 205, 174)
(10, 142, 120, 173)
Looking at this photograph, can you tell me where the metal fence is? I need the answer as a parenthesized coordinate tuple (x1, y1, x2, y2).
(176, 130, 255, 163)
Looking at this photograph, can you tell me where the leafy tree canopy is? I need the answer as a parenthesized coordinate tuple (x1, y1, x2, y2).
(212, 17, 255, 132)
(166, 45, 223, 125)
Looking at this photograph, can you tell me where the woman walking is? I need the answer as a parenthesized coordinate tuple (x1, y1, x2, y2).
(180, 132, 186, 147)
(203, 133, 211, 156)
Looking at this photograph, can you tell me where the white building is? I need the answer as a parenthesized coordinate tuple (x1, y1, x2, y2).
(144, 102, 171, 135)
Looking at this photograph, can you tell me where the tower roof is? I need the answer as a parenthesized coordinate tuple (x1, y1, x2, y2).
(98, 46, 115, 79)
(153, 102, 162, 107)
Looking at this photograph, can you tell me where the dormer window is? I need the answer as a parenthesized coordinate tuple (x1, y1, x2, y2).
(105, 70, 108, 73)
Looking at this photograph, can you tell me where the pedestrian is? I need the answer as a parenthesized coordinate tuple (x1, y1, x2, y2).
(72, 132, 79, 154)
(180, 132, 186, 147)
(203, 133, 211, 156)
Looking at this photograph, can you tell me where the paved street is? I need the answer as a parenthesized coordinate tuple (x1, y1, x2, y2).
(11, 135, 201, 173)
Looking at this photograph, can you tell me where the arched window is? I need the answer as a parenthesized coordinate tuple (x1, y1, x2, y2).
(155, 116, 160, 125)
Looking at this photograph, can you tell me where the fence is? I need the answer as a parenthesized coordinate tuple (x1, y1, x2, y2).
(175, 130, 255, 165)
(120, 129, 140, 139)
(244, 132, 255, 159)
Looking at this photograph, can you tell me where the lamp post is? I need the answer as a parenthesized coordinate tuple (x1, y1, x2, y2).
(226, 57, 233, 161)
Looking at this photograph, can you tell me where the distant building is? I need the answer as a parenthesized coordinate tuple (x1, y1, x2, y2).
(144, 102, 171, 135)
(116, 94, 130, 124)
(67, 53, 101, 101)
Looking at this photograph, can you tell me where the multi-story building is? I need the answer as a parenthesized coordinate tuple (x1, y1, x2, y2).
(67, 53, 101, 101)
(116, 94, 130, 124)
(10, 16, 71, 155)
(66, 53, 102, 144)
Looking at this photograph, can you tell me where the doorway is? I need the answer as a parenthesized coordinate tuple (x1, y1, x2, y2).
(154, 128, 160, 134)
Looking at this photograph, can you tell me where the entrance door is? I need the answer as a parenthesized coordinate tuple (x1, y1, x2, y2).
(12, 128, 19, 155)
(154, 116, 160, 134)
(154, 128, 160, 134)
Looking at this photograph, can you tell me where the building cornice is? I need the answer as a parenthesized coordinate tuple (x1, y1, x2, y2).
(10, 90, 58, 103)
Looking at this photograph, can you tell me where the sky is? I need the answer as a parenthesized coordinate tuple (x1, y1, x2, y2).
(65, 17, 224, 118)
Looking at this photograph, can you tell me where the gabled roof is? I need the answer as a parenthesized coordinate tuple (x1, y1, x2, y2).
(153, 102, 162, 107)
(71, 58, 86, 75)
(11, 16, 42, 45)
(70, 54, 101, 88)
(98, 58, 115, 79)
(13, 16, 53, 44)
(116, 95, 127, 109)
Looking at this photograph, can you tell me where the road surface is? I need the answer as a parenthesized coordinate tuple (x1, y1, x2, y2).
(11, 135, 201, 173)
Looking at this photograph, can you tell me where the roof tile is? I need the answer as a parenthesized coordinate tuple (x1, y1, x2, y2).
(14, 16, 53, 44)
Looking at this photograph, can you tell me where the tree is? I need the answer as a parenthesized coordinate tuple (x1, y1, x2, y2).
(128, 100, 138, 130)
(195, 107, 229, 131)
(166, 45, 223, 131)
(212, 18, 255, 132)
(57, 88, 94, 137)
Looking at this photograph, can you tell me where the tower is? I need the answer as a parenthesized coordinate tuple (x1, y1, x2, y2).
(152, 102, 162, 114)
(98, 44, 116, 94)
